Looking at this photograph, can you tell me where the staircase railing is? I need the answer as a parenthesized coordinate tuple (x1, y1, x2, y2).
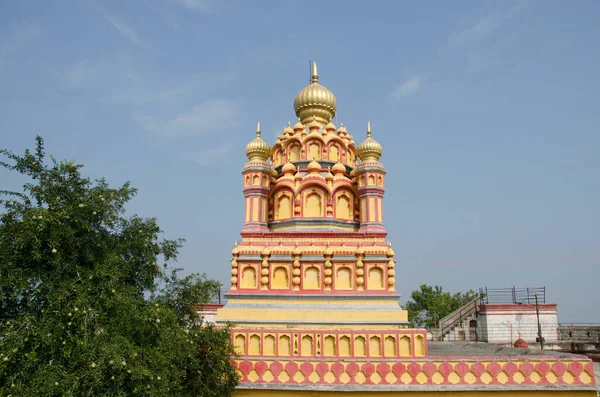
(438, 297, 481, 341)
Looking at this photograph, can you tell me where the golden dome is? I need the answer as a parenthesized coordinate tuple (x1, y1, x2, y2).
(271, 168, 278, 178)
(337, 123, 347, 135)
(231, 242, 239, 255)
(245, 122, 271, 161)
(307, 158, 321, 173)
(325, 121, 336, 132)
(356, 122, 382, 162)
(282, 162, 296, 174)
(293, 62, 337, 126)
(332, 161, 346, 174)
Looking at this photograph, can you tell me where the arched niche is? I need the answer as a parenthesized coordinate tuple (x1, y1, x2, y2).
(399, 335, 412, 357)
(324, 335, 336, 356)
(415, 335, 425, 356)
(288, 145, 300, 161)
(329, 145, 339, 162)
(301, 335, 313, 356)
(307, 141, 320, 160)
(354, 335, 366, 357)
(335, 267, 352, 290)
(275, 192, 292, 220)
(303, 267, 320, 290)
(369, 335, 382, 357)
(234, 334, 246, 355)
(244, 175, 250, 187)
(339, 335, 351, 357)
(368, 175, 375, 185)
(279, 334, 291, 356)
(368, 267, 384, 290)
(304, 190, 323, 217)
(335, 192, 353, 220)
(273, 149, 281, 167)
(384, 335, 397, 357)
(272, 266, 289, 289)
(241, 266, 257, 289)
(264, 334, 275, 356)
(248, 334, 261, 355)
(253, 175, 260, 185)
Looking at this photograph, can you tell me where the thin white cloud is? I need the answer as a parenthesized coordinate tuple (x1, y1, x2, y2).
(135, 99, 238, 137)
(186, 141, 234, 166)
(177, 0, 213, 13)
(391, 76, 421, 100)
(104, 13, 156, 52)
(448, 0, 531, 49)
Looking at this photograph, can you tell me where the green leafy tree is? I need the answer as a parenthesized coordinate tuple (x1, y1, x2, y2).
(0, 137, 239, 396)
(405, 285, 478, 328)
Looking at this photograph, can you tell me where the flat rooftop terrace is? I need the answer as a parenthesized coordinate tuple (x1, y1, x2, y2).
(428, 341, 590, 358)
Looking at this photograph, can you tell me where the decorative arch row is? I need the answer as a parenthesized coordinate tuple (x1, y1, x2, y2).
(233, 330, 426, 358)
(272, 137, 356, 167)
(235, 261, 394, 292)
(271, 185, 358, 221)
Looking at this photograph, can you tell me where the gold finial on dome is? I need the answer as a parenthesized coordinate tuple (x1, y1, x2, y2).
(245, 121, 271, 161)
(311, 61, 319, 83)
(356, 121, 382, 162)
(294, 61, 337, 126)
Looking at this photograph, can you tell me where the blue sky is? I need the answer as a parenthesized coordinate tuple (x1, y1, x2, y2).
(1, 0, 599, 323)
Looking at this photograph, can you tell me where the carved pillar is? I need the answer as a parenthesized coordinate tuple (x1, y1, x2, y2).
(291, 243, 302, 291)
(260, 247, 271, 290)
(323, 243, 334, 291)
(230, 242, 240, 290)
(355, 243, 365, 291)
(386, 243, 396, 291)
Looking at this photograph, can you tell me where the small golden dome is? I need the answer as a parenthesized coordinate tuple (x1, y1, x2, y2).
(332, 161, 346, 174)
(294, 171, 302, 180)
(293, 62, 337, 126)
(293, 243, 303, 257)
(261, 247, 271, 257)
(284, 121, 294, 135)
(293, 118, 304, 132)
(307, 158, 321, 173)
(271, 168, 278, 178)
(386, 243, 395, 258)
(323, 242, 334, 257)
(337, 123, 347, 135)
(245, 122, 271, 161)
(356, 122, 382, 162)
(355, 242, 365, 256)
(282, 162, 296, 174)
(349, 168, 356, 178)
(231, 242, 239, 255)
(325, 167, 334, 181)
(325, 121, 336, 131)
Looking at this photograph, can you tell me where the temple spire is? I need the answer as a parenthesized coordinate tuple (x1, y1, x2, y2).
(311, 61, 319, 83)
(256, 121, 261, 137)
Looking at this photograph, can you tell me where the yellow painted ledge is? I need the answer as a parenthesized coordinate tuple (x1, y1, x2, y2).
(236, 391, 596, 397)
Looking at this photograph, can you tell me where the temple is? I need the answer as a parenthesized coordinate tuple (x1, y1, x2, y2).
(215, 62, 596, 396)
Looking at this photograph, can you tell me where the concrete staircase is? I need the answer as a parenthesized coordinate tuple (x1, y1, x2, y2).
(437, 297, 480, 342)
(442, 314, 479, 341)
